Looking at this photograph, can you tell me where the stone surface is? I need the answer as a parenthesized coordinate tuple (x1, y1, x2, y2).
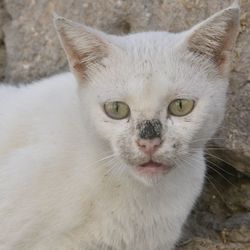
(178, 164, 250, 250)
(178, 238, 250, 250)
(214, 0, 250, 175)
(0, 0, 250, 249)
(0, 0, 7, 80)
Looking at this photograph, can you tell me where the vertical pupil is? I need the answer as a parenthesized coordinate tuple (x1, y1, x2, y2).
(114, 102, 119, 113)
(179, 100, 182, 109)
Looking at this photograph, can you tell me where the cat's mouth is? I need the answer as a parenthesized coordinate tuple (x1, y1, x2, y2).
(136, 160, 172, 175)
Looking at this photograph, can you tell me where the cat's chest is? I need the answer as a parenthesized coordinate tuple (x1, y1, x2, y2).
(71, 191, 177, 250)
(75, 213, 170, 250)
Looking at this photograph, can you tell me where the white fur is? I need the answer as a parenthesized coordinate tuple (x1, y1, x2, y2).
(0, 4, 239, 250)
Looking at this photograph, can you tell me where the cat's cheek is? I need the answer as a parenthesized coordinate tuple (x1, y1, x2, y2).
(88, 105, 115, 138)
(91, 112, 132, 153)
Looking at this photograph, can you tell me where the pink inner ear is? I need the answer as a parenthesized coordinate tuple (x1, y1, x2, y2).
(55, 19, 109, 80)
(57, 28, 86, 76)
(72, 61, 85, 74)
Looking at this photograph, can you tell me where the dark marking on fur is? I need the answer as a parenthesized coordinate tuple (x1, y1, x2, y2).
(137, 119, 162, 139)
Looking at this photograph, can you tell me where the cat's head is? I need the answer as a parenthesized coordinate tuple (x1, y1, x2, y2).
(54, 3, 239, 185)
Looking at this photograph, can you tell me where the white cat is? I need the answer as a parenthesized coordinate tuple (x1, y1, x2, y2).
(0, 3, 239, 250)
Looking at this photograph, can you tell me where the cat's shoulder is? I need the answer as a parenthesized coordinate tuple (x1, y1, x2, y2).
(0, 72, 76, 105)
(0, 72, 79, 130)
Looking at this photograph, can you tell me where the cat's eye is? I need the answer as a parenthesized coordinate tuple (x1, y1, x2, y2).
(168, 99, 195, 117)
(104, 101, 130, 120)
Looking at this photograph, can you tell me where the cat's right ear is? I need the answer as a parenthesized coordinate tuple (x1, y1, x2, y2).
(181, 2, 240, 76)
(54, 14, 109, 81)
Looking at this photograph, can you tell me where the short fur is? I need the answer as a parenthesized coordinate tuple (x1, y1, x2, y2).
(0, 3, 239, 250)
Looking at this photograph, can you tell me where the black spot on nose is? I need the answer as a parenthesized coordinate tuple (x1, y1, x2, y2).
(137, 119, 162, 140)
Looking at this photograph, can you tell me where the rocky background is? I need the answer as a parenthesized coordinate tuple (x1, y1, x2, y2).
(0, 0, 249, 249)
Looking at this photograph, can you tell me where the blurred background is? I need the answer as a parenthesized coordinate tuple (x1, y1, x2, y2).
(0, 0, 249, 249)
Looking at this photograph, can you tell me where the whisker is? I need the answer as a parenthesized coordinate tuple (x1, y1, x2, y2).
(114, 160, 126, 178)
(184, 147, 236, 177)
(195, 156, 236, 186)
(81, 153, 117, 173)
(177, 153, 236, 188)
(104, 158, 120, 177)
(205, 175, 226, 203)
(205, 158, 235, 177)
(205, 151, 237, 170)
(189, 147, 228, 152)
(204, 147, 227, 151)
(175, 157, 227, 204)
(87, 153, 117, 168)
(206, 162, 236, 187)
(190, 138, 225, 143)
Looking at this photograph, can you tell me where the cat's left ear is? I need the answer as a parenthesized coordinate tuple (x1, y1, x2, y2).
(54, 15, 109, 81)
(183, 2, 240, 76)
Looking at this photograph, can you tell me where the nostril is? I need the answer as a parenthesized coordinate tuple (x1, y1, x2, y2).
(137, 140, 144, 147)
(136, 138, 162, 155)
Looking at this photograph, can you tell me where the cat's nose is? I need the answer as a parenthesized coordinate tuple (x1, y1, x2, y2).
(137, 138, 162, 155)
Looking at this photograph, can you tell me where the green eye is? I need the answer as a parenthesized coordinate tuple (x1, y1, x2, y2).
(104, 101, 130, 120)
(168, 99, 195, 117)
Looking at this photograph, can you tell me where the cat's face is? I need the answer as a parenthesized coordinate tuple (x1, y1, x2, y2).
(54, 5, 239, 184)
(83, 37, 227, 184)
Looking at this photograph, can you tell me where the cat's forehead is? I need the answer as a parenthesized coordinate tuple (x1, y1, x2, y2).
(116, 31, 182, 52)
(93, 62, 203, 106)
(109, 31, 204, 84)
(90, 32, 213, 103)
